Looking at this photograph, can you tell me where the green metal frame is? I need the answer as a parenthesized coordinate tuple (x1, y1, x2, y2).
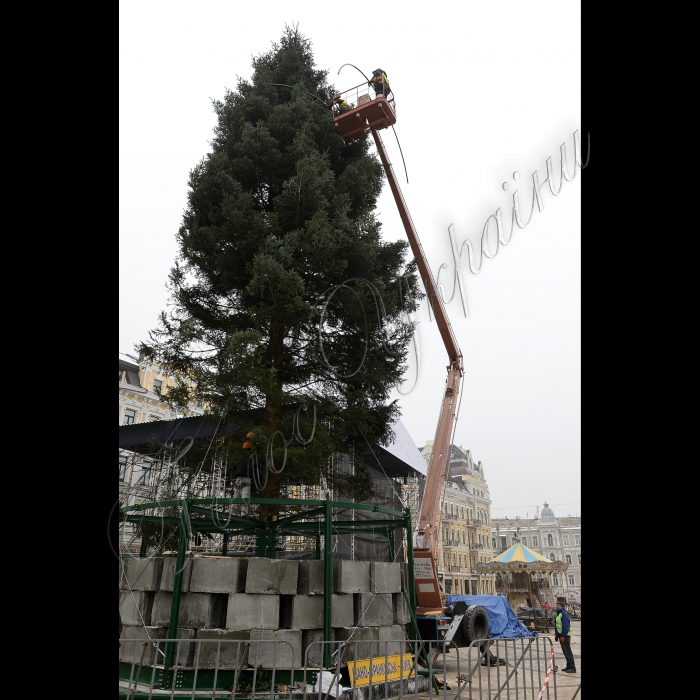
(120, 497, 418, 680)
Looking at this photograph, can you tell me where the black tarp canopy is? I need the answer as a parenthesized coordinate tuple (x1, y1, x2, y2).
(118, 415, 421, 480)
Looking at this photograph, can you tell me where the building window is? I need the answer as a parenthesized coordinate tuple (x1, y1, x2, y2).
(532, 536, 539, 547)
(575, 534, 581, 545)
(119, 456, 128, 482)
(552, 574, 559, 586)
(547, 534, 554, 546)
(521, 536, 527, 546)
(565, 554, 572, 564)
(492, 538, 496, 548)
(500, 536, 506, 550)
(196, 399, 203, 408)
(568, 574, 575, 586)
(549, 552, 556, 561)
(153, 379, 163, 394)
(149, 414, 160, 422)
(577, 554, 581, 565)
(123, 409, 136, 425)
(562, 534, 569, 546)
(450, 504, 454, 516)
(136, 461, 153, 486)
(511, 538, 516, 546)
(462, 532, 465, 543)
(119, 369, 124, 381)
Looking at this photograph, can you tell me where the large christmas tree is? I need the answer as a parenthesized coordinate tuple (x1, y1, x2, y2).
(140, 26, 421, 514)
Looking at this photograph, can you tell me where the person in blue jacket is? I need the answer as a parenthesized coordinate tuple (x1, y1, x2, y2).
(554, 602, 576, 673)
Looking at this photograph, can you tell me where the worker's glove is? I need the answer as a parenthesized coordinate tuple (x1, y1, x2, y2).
(559, 636, 566, 643)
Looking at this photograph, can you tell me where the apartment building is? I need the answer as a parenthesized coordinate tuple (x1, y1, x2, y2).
(418, 442, 496, 597)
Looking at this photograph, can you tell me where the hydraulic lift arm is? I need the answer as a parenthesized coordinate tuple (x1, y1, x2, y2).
(370, 128, 464, 613)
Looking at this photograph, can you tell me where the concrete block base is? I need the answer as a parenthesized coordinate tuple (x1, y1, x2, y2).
(249, 629, 302, 669)
(370, 562, 401, 593)
(151, 591, 227, 629)
(194, 629, 251, 669)
(333, 561, 370, 593)
(119, 625, 194, 666)
(355, 593, 394, 626)
(226, 593, 279, 630)
(190, 556, 245, 593)
(160, 558, 193, 592)
(245, 559, 299, 594)
(119, 590, 154, 626)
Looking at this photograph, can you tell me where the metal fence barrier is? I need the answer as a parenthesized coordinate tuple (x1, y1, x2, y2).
(119, 636, 576, 700)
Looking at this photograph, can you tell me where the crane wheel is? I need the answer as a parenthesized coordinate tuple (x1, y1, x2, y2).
(462, 605, 489, 645)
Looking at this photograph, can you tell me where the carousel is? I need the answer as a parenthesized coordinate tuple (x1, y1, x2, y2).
(475, 528, 568, 612)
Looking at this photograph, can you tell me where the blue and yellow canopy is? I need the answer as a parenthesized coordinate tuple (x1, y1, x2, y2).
(492, 542, 550, 563)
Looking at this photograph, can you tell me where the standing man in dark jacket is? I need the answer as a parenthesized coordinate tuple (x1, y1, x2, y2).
(554, 602, 576, 673)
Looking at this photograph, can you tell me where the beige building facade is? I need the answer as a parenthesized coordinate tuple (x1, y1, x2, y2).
(119, 352, 205, 548)
(418, 442, 496, 598)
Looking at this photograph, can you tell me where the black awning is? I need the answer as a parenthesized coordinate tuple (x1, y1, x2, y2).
(118, 415, 239, 455)
(119, 414, 422, 479)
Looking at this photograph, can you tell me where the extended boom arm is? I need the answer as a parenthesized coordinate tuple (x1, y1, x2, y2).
(371, 128, 463, 613)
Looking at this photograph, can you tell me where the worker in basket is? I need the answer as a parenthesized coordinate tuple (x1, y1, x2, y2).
(332, 93, 353, 115)
(370, 68, 391, 99)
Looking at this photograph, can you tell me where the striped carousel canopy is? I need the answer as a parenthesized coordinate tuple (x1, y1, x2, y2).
(492, 541, 550, 563)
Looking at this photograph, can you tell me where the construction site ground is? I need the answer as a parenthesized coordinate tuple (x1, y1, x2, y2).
(400, 618, 581, 700)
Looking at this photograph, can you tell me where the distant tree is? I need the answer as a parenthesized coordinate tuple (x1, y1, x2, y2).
(139, 26, 421, 517)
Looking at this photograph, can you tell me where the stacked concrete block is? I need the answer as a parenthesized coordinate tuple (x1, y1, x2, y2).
(280, 593, 354, 630)
(297, 560, 325, 595)
(392, 592, 411, 625)
(370, 562, 402, 593)
(334, 627, 379, 661)
(151, 591, 227, 629)
(398, 561, 408, 590)
(248, 629, 302, 669)
(331, 594, 354, 628)
(119, 590, 154, 626)
(333, 560, 370, 593)
(244, 558, 298, 594)
(378, 625, 409, 656)
(226, 593, 279, 630)
(160, 558, 193, 592)
(194, 630, 250, 669)
(354, 593, 394, 627)
(301, 629, 336, 667)
(190, 556, 245, 593)
(281, 594, 323, 629)
(122, 557, 163, 591)
(119, 625, 195, 666)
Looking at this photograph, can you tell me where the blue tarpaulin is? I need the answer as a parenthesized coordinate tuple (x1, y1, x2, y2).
(445, 595, 538, 639)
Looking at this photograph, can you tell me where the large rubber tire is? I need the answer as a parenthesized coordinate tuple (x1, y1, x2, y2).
(462, 605, 489, 645)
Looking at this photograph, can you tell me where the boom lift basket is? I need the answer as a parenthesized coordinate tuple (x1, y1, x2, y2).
(332, 83, 396, 143)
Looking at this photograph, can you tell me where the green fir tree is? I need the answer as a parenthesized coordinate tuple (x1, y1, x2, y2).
(139, 26, 422, 516)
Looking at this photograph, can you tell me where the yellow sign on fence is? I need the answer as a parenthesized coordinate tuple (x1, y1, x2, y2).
(346, 654, 415, 687)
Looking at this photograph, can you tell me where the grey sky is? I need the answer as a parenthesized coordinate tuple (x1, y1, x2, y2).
(120, 0, 581, 520)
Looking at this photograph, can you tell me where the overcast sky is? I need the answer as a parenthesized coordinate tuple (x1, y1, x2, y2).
(120, 0, 581, 521)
